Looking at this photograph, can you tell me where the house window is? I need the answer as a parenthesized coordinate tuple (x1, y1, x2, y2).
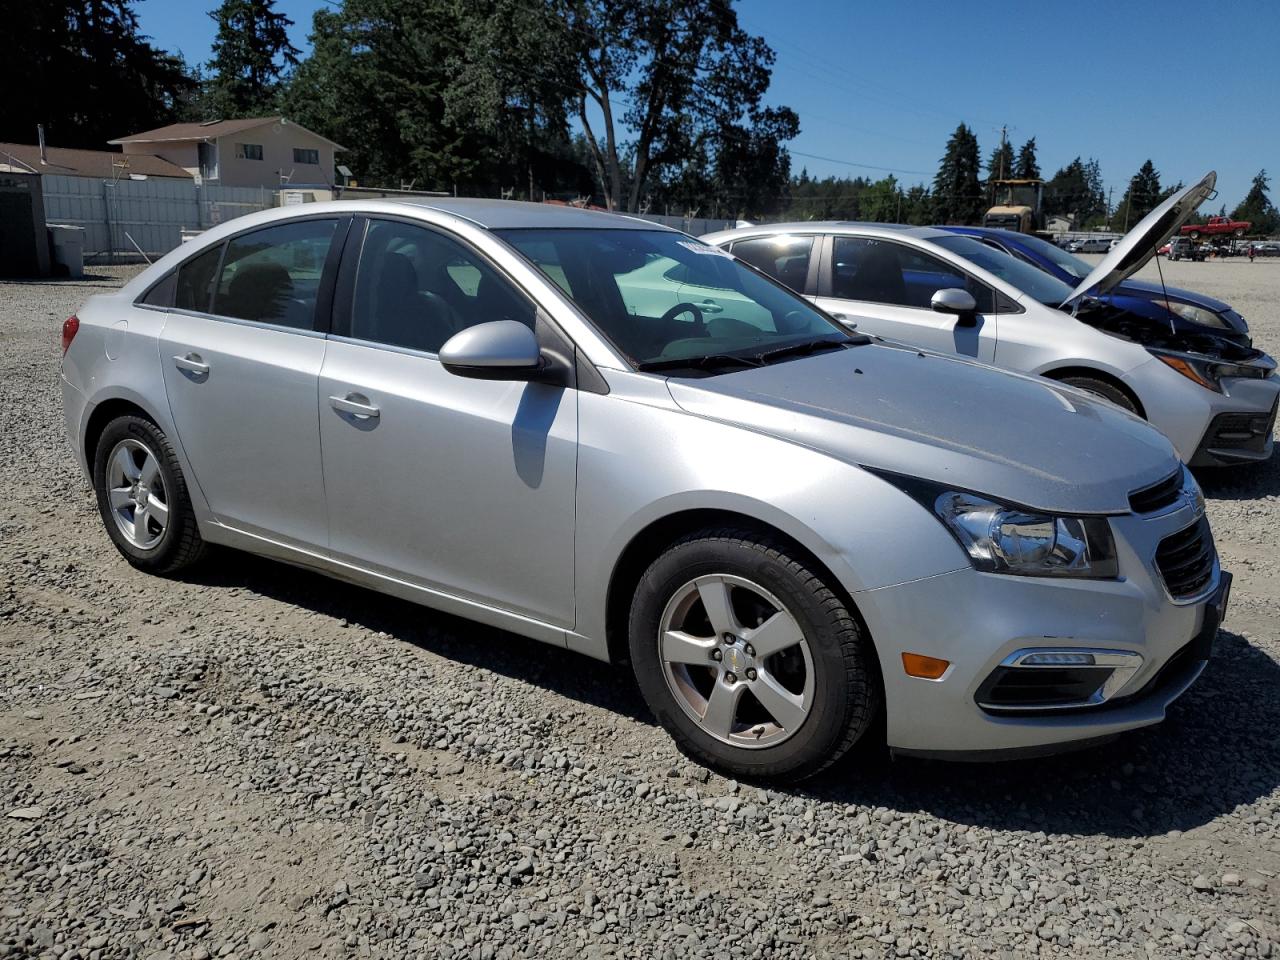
(235, 143, 264, 161)
(293, 148, 320, 165)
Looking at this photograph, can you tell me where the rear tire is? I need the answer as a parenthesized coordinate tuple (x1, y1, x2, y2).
(92, 415, 205, 574)
(1058, 376, 1141, 416)
(628, 528, 880, 782)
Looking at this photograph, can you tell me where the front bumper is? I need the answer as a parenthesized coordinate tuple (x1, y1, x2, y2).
(854, 496, 1224, 756)
(1190, 392, 1278, 466)
(1132, 358, 1280, 466)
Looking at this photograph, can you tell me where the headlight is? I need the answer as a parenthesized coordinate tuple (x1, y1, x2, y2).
(931, 491, 1118, 578)
(1153, 298, 1229, 330)
(872, 472, 1119, 579)
(1150, 347, 1277, 393)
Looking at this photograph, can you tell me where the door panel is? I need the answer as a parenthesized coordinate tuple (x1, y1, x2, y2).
(819, 236, 997, 363)
(318, 342, 577, 626)
(160, 313, 329, 546)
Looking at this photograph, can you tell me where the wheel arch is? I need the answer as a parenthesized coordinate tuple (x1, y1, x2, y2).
(82, 395, 164, 471)
(603, 508, 873, 666)
(1040, 365, 1147, 419)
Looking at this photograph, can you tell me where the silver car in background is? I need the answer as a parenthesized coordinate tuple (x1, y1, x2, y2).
(61, 199, 1229, 781)
(705, 175, 1278, 467)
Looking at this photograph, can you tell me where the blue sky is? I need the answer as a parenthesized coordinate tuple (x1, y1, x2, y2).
(134, 0, 1278, 209)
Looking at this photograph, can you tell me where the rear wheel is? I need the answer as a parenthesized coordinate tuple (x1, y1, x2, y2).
(628, 528, 880, 782)
(92, 415, 205, 573)
(1057, 375, 1141, 416)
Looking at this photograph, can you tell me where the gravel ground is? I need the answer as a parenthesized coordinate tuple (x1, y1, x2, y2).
(2, 260, 1279, 960)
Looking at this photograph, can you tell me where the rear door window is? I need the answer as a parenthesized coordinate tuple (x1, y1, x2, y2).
(212, 219, 340, 329)
(174, 244, 223, 312)
(729, 235, 814, 291)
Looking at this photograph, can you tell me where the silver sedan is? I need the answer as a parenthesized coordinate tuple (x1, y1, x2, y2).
(705, 175, 1278, 468)
(61, 199, 1228, 781)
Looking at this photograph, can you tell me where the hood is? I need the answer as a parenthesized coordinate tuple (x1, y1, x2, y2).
(1062, 172, 1217, 307)
(1114, 278, 1232, 313)
(666, 344, 1179, 515)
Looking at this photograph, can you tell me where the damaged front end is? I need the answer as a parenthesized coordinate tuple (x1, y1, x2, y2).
(1075, 299, 1275, 393)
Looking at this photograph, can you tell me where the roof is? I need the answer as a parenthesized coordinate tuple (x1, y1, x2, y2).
(109, 117, 346, 150)
(0, 142, 192, 179)
(383, 197, 676, 231)
(701, 221, 948, 244)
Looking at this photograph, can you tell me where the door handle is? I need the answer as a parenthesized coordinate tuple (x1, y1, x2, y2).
(172, 353, 210, 375)
(329, 393, 380, 419)
(698, 299, 724, 314)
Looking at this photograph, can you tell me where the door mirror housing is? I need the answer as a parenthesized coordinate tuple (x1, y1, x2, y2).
(440, 321, 543, 380)
(930, 287, 979, 327)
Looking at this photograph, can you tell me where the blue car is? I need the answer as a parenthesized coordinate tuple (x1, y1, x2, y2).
(941, 227, 1251, 347)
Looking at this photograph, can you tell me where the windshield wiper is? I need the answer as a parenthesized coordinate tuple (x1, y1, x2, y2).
(637, 353, 766, 373)
(753, 336, 865, 366)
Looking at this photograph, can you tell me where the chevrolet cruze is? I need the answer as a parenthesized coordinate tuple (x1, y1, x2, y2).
(61, 199, 1229, 781)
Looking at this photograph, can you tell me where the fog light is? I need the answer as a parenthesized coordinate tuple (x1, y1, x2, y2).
(902, 652, 950, 680)
(1018, 652, 1096, 666)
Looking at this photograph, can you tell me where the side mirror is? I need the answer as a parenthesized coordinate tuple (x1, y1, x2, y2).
(439, 320, 543, 380)
(930, 287, 978, 327)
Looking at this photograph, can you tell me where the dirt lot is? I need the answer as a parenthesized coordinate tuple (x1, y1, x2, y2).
(2, 258, 1279, 960)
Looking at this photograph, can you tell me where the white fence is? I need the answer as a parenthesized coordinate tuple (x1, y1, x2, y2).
(37, 176, 736, 261)
(40, 175, 275, 261)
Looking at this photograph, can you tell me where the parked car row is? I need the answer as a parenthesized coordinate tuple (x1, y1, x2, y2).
(60, 176, 1260, 782)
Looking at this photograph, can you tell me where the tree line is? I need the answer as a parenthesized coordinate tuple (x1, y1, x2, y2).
(3, 0, 1277, 233)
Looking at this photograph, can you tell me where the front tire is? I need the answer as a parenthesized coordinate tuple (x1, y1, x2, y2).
(628, 528, 880, 782)
(92, 415, 205, 574)
(1058, 376, 1141, 416)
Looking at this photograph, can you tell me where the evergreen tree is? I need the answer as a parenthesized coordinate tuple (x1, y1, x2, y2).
(1014, 137, 1040, 179)
(1116, 160, 1164, 229)
(932, 123, 983, 224)
(203, 0, 300, 118)
(986, 139, 1013, 181)
(1231, 170, 1280, 235)
(0, 0, 192, 147)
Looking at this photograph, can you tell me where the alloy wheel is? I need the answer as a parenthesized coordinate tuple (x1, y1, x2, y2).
(658, 574, 815, 749)
(105, 438, 169, 550)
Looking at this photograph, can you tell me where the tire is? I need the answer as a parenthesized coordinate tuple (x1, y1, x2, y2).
(92, 414, 205, 574)
(1058, 376, 1141, 416)
(628, 527, 880, 782)
(1187, 230, 1201, 240)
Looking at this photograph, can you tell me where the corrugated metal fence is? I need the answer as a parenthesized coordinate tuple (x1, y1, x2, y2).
(37, 176, 736, 261)
(40, 176, 274, 261)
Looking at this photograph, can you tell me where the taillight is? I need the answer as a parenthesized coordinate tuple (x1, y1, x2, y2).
(61, 315, 79, 355)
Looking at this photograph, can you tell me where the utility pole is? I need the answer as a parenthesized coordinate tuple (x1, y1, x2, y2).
(998, 125, 1007, 180)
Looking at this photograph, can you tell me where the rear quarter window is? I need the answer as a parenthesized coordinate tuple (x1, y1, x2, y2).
(174, 244, 224, 313)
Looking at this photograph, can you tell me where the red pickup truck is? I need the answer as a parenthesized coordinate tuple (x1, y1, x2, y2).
(1181, 216, 1251, 238)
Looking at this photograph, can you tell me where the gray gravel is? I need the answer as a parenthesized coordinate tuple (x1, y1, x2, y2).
(2, 262, 1279, 959)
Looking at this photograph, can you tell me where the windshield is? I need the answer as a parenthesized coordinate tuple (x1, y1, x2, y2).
(996, 231, 1093, 282)
(930, 234, 1076, 307)
(496, 228, 848, 368)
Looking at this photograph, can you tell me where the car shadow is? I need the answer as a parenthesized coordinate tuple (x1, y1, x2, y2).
(181, 550, 656, 726)
(1195, 456, 1280, 500)
(183, 552, 1277, 838)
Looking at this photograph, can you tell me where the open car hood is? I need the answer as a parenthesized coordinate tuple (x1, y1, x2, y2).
(1062, 172, 1217, 308)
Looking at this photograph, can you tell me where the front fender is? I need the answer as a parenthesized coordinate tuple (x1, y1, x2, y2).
(569, 375, 968, 659)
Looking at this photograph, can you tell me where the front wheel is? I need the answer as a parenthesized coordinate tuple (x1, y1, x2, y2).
(628, 528, 880, 782)
(92, 415, 205, 574)
(1058, 376, 1141, 416)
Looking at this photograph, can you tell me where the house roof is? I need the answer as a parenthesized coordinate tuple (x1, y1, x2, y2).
(0, 142, 192, 179)
(108, 117, 345, 150)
